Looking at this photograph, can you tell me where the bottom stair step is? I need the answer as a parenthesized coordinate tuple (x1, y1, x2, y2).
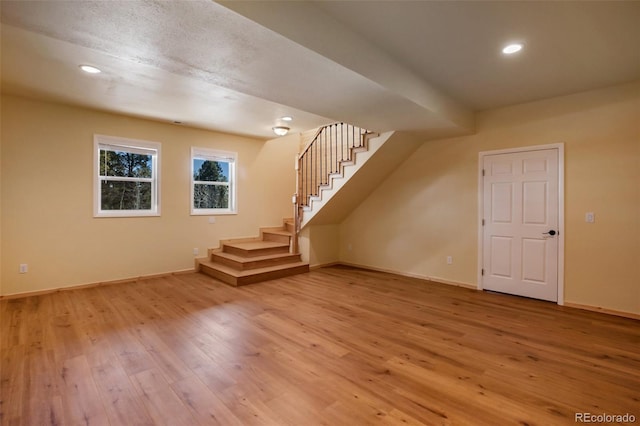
(212, 250, 301, 270)
(199, 259, 309, 286)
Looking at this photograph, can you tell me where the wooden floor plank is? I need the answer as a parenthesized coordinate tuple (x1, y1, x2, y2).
(170, 375, 244, 426)
(58, 355, 110, 426)
(0, 345, 26, 425)
(129, 368, 197, 426)
(90, 360, 154, 426)
(1, 266, 639, 425)
(22, 350, 64, 426)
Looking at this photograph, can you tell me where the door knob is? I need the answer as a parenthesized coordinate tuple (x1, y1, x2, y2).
(543, 230, 557, 236)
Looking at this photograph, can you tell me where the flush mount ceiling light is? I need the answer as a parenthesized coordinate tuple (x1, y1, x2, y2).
(281, 116, 293, 122)
(502, 43, 523, 55)
(272, 126, 290, 136)
(79, 64, 102, 74)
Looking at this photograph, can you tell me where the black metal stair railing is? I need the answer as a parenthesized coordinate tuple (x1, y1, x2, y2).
(297, 122, 370, 209)
(291, 122, 372, 254)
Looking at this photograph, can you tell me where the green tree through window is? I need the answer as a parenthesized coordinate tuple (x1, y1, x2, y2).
(191, 148, 236, 214)
(94, 135, 160, 217)
(100, 150, 153, 210)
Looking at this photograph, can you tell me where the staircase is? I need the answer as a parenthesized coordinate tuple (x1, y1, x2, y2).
(295, 123, 378, 229)
(297, 123, 375, 211)
(197, 219, 309, 286)
(296, 130, 423, 229)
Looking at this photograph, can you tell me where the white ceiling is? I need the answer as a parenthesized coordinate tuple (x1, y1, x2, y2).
(1, 1, 639, 139)
(312, 0, 640, 110)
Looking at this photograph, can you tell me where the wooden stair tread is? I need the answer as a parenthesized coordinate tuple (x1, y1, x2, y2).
(224, 241, 289, 250)
(199, 259, 308, 278)
(262, 229, 292, 236)
(200, 260, 309, 286)
(212, 250, 299, 263)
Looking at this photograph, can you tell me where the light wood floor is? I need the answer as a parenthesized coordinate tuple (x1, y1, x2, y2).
(1, 266, 638, 425)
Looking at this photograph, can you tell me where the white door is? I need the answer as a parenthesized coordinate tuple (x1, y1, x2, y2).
(482, 148, 559, 302)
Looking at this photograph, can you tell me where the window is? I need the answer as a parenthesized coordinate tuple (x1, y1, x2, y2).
(191, 147, 237, 215)
(94, 135, 161, 217)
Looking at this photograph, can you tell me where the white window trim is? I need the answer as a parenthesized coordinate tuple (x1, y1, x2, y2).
(191, 147, 237, 215)
(93, 134, 161, 218)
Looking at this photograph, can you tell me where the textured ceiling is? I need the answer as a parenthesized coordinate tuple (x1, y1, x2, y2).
(1, 1, 639, 139)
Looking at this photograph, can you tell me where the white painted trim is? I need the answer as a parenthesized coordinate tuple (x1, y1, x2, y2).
(557, 146, 565, 305)
(478, 143, 565, 305)
(477, 157, 485, 290)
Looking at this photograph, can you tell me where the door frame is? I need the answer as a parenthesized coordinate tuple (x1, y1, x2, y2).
(477, 143, 565, 305)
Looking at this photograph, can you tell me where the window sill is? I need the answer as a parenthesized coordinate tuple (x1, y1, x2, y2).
(94, 211, 161, 218)
(190, 210, 237, 216)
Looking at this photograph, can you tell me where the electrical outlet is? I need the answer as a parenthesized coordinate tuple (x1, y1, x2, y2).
(208, 217, 216, 224)
(447, 256, 453, 265)
(19, 264, 28, 274)
(193, 248, 199, 256)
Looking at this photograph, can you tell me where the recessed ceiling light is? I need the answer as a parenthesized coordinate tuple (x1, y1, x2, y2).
(281, 116, 293, 122)
(502, 43, 523, 55)
(79, 65, 102, 74)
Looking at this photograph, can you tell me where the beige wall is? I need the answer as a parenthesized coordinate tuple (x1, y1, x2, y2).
(3, 81, 638, 315)
(249, 131, 300, 228)
(0, 95, 298, 296)
(340, 81, 640, 315)
(299, 224, 340, 267)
